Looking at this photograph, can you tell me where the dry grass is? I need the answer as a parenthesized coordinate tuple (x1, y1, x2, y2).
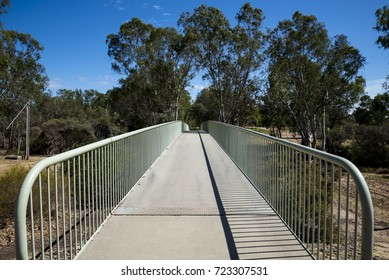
(0, 156, 45, 175)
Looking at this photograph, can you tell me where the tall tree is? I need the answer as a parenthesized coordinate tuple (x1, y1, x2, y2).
(178, 3, 265, 125)
(106, 18, 194, 123)
(266, 12, 365, 149)
(0, 0, 48, 151)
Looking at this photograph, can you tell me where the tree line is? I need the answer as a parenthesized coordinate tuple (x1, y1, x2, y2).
(0, 1, 388, 167)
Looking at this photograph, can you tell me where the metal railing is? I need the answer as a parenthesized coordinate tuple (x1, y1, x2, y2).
(15, 121, 186, 260)
(202, 121, 374, 260)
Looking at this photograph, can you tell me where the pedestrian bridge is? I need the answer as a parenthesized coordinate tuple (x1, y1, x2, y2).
(14, 121, 374, 260)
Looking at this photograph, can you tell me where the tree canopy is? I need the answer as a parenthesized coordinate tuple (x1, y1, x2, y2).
(178, 3, 266, 125)
(375, 5, 389, 50)
(265, 11, 365, 149)
(107, 18, 194, 123)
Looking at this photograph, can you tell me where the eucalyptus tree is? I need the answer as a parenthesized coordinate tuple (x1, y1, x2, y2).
(0, 1, 48, 151)
(178, 3, 266, 125)
(106, 18, 195, 123)
(266, 12, 365, 149)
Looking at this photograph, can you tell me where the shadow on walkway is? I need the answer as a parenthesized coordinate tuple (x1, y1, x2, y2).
(198, 131, 312, 260)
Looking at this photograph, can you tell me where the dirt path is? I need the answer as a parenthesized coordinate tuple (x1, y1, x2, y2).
(364, 172, 389, 260)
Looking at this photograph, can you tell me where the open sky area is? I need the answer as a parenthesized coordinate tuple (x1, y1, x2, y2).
(2, 0, 388, 100)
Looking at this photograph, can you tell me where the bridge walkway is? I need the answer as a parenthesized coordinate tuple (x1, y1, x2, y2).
(76, 132, 312, 260)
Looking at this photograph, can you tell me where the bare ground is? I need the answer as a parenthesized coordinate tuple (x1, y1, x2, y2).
(364, 172, 389, 260)
(0, 156, 388, 260)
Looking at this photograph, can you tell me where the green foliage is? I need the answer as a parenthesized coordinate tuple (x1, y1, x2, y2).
(326, 122, 356, 156)
(0, 0, 10, 28)
(350, 123, 389, 168)
(107, 18, 195, 124)
(179, 3, 266, 125)
(353, 93, 389, 125)
(0, 4, 48, 153)
(32, 118, 96, 154)
(374, 5, 389, 50)
(0, 164, 30, 227)
(265, 11, 365, 148)
(189, 88, 219, 128)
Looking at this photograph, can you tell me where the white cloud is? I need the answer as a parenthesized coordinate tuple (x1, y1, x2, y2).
(186, 84, 209, 100)
(78, 76, 86, 82)
(162, 13, 171, 16)
(48, 77, 64, 91)
(153, 5, 162, 10)
(148, 18, 160, 26)
(96, 75, 118, 87)
(104, 0, 125, 10)
(366, 79, 386, 96)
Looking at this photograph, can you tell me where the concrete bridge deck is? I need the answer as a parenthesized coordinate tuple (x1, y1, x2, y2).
(76, 132, 312, 260)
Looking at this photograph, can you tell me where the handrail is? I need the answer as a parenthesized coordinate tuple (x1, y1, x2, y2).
(15, 121, 186, 259)
(202, 121, 374, 260)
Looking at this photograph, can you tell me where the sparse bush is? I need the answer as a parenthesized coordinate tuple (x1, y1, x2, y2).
(0, 165, 30, 228)
(31, 118, 96, 154)
(350, 123, 389, 168)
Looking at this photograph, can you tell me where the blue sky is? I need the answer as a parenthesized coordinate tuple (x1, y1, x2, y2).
(1, 0, 388, 100)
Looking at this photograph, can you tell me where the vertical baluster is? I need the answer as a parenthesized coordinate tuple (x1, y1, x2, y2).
(83, 154, 87, 247)
(354, 186, 359, 259)
(91, 150, 96, 233)
(329, 164, 335, 259)
(61, 162, 66, 260)
(307, 155, 311, 250)
(87, 152, 91, 239)
(72, 158, 77, 256)
(317, 159, 322, 259)
(78, 156, 83, 250)
(344, 173, 350, 259)
(95, 149, 99, 228)
(68, 160, 73, 259)
(47, 167, 53, 259)
(337, 168, 342, 259)
(29, 191, 35, 259)
(38, 175, 44, 259)
(292, 150, 296, 233)
(298, 152, 302, 239)
(54, 164, 59, 259)
(99, 148, 103, 225)
(312, 157, 316, 255)
(323, 161, 328, 259)
(302, 153, 306, 245)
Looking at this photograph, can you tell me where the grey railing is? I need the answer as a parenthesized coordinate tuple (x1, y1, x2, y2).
(202, 121, 374, 260)
(15, 121, 186, 260)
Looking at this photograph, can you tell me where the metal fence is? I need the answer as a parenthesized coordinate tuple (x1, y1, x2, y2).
(202, 121, 374, 260)
(15, 121, 186, 260)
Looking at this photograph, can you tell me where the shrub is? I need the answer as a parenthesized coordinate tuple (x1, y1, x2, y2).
(31, 118, 96, 154)
(0, 165, 30, 228)
(350, 123, 389, 168)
